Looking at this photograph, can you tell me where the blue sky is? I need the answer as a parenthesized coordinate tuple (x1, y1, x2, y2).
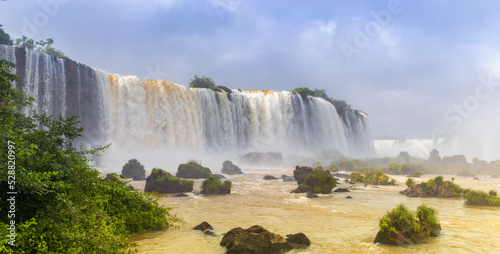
(1, 0, 500, 145)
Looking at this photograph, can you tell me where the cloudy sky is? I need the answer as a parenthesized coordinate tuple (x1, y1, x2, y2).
(1, 0, 500, 145)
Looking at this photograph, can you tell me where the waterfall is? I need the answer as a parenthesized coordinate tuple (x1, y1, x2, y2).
(1, 45, 374, 169)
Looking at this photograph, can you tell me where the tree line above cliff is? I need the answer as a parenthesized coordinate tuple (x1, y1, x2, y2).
(0, 25, 65, 58)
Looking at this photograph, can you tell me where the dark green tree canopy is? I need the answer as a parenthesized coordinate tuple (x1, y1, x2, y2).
(0, 59, 180, 253)
(189, 75, 217, 89)
(0, 25, 13, 45)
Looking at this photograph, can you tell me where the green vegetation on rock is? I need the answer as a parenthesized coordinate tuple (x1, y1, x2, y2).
(293, 166, 337, 194)
(374, 204, 441, 246)
(350, 170, 396, 185)
(400, 176, 463, 198)
(291, 87, 366, 118)
(0, 59, 180, 253)
(121, 158, 146, 180)
(145, 168, 194, 194)
(462, 189, 500, 206)
(293, 166, 313, 185)
(176, 161, 213, 179)
(406, 178, 416, 187)
(201, 176, 232, 195)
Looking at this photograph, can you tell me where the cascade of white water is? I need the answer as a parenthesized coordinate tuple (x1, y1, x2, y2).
(0, 45, 374, 169)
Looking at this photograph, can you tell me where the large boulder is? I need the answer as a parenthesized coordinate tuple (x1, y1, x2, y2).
(240, 152, 283, 166)
(263, 175, 278, 180)
(200, 176, 232, 195)
(292, 167, 337, 194)
(121, 159, 146, 180)
(221, 160, 243, 175)
(220, 225, 310, 254)
(334, 188, 350, 193)
(176, 161, 212, 179)
(193, 221, 216, 236)
(145, 168, 194, 193)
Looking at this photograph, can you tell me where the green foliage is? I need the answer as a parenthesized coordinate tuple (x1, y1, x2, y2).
(145, 168, 193, 193)
(14, 36, 66, 57)
(376, 204, 440, 245)
(0, 60, 180, 253)
(121, 158, 146, 179)
(189, 75, 217, 90)
(350, 170, 394, 185)
(294, 168, 337, 194)
(0, 25, 13, 45)
(176, 161, 212, 179)
(292, 87, 366, 116)
(419, 176, 464, 197)
(416, 204, 440, 233)
(293, 166, 313, 185)
(406, 178, 416, 187)
(201, 176, 232, 195)
(462, 189, 500, 206)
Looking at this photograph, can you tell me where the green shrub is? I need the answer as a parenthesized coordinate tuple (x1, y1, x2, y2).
(0, 59, 181, 253)
(350, 170, 394, 185)
(294, 168, 337, 194)
(406, 178, 416, 187)
(121, 158, 146, 180)
(176, 161, 212, 179)
(201, 176, 232, 195)
(375, 204, 440, 245)
(462, 189, 500, 206)
(293, 166, 313, 184)
(145, 168, 193, 193)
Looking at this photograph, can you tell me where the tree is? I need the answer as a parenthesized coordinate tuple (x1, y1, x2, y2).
(0, 25, 13, 45)
(0, 59, 180, 253)
(189, 75, 217, 90)
(14, 35, 35, 50)
(14, 36, 66, 57)
(121, 158, 146, 180)
(406, 178, 416, 187)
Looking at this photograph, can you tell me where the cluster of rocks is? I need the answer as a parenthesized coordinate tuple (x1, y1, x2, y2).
(138, 160, 239, 196)
(193, 222, 310, 253)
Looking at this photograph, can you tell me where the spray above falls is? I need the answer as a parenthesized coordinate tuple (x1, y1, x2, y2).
(1, 45, 373, 168)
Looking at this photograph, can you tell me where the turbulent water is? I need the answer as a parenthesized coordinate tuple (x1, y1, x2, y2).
(130, 170, 500, 253)
(1, 45, 373, 169)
